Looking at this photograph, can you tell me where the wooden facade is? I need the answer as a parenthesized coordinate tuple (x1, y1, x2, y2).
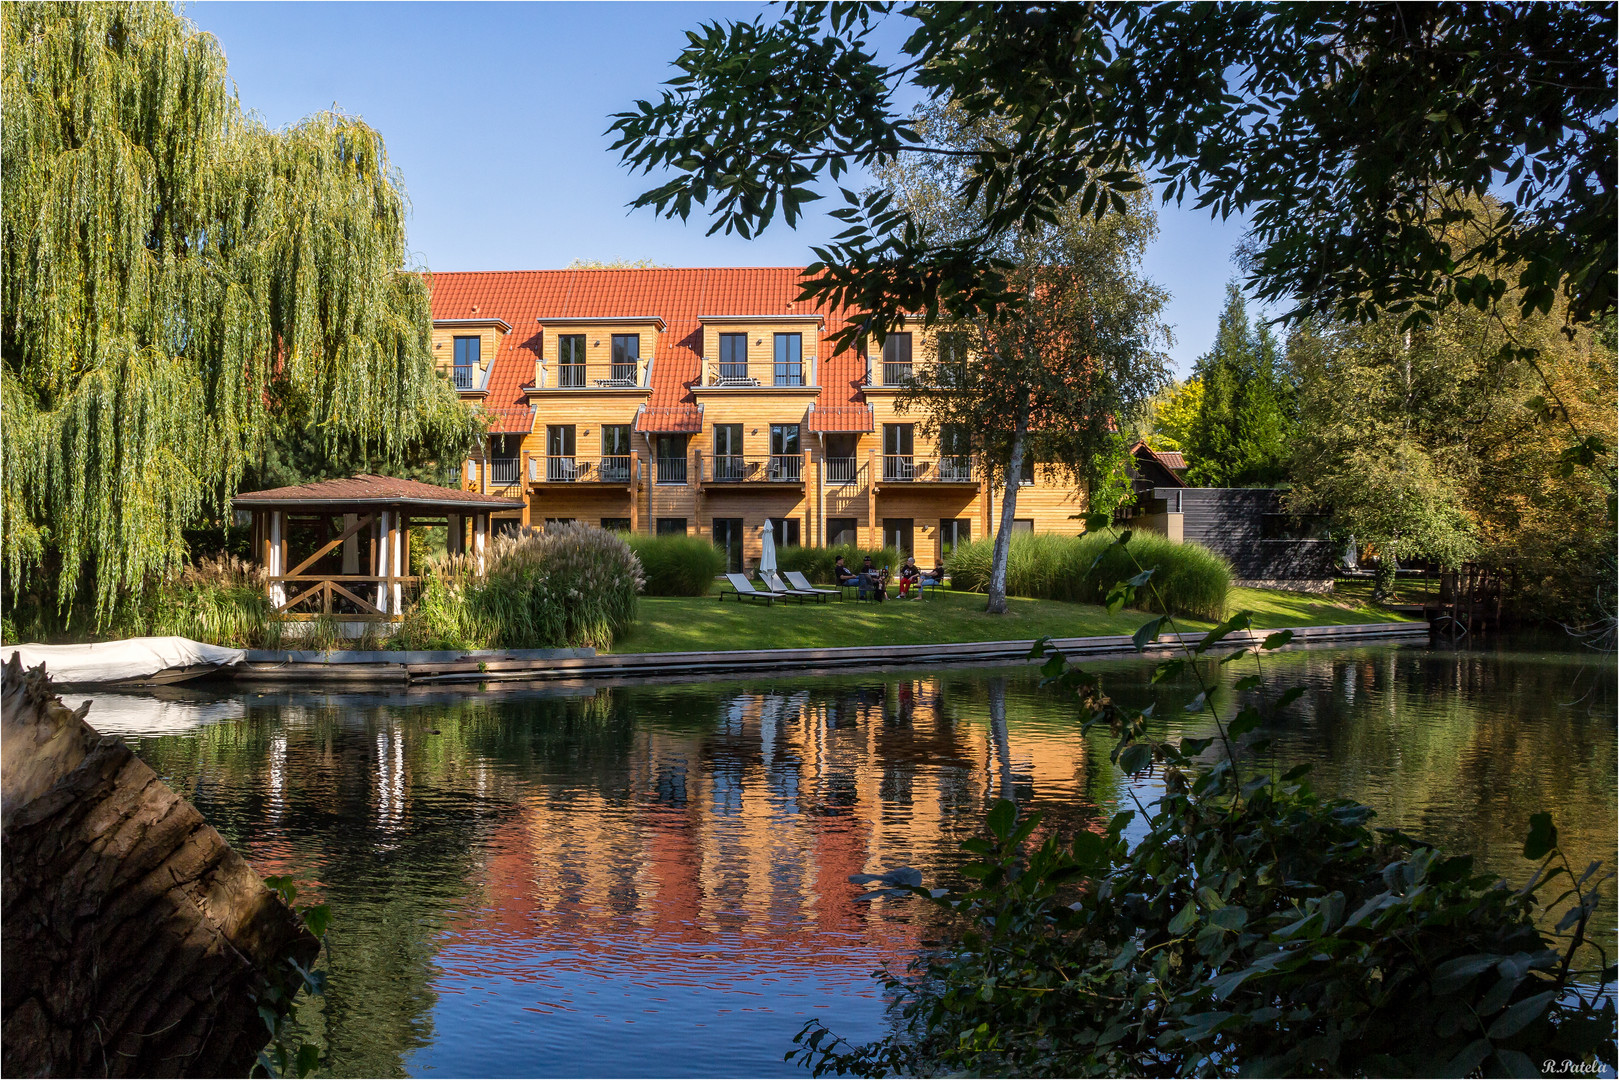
(435, 269, 1095, 569)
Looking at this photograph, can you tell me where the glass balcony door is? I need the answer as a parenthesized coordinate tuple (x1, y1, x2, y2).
(773, 333, 803, 387)
(557, 335, 586, 388)
(601, 424, 633, 482)
(769, 424, 801, 481)
(546, 425, 577, 481)
(713, 424, 744, 481)
(882, 332, 912, 385)
(655, 435, 688, 484)
(883, 424, 914, 481)
(718, 333, 750, 384)
(610, 334, 640, 385)
(453, 336, 480, 389)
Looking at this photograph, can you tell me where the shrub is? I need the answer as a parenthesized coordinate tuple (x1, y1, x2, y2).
(143, 556, 282, 648)
(792, 620, 1616, 1079)
(401, 524, 642, 649)
(946, 529, 1230, 619)
(777, 543, 903, 585)
(625, 534, 726, 596)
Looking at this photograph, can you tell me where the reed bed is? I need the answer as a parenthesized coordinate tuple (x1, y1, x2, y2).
(625, 534, 727, 596)
(946, 530, 1231, 620)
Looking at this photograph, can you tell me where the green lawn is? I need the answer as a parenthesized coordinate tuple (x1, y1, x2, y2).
(612, 586, 1414, 654)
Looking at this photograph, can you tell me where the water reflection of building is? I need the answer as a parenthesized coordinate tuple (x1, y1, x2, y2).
(457, 677, 1096, 954)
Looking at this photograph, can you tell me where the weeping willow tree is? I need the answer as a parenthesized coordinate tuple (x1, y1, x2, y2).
(1, 1, 475, 621)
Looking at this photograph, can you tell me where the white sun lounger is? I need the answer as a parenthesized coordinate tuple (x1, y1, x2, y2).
(782, 571, 841, 601)
(721, 572, 789, 605)
(764, 571, 830, 602)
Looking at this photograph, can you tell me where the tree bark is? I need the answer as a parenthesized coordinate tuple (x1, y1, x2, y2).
(1, 654, 318, 1078)
(986, 422, 1027, 614)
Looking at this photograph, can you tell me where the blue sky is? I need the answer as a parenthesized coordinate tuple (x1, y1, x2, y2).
(186, 1, 1252, 375)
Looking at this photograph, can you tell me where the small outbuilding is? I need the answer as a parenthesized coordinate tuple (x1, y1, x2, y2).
(232, 474, 524, 619)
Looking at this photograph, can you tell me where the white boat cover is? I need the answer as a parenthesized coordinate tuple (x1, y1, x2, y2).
(2, 637, 245, 685)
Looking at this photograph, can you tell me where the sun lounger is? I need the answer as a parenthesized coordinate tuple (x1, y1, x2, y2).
(720, 572, 788, 605)
(765, 571, 830, 602)
(783, 571, 842, 601)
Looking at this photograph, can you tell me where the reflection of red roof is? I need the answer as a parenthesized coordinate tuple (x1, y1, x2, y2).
(233, 474, 524, 510)
(808, 404, 874, 433)
(429, 268, 871, 432)
(634, 405, 703, 434)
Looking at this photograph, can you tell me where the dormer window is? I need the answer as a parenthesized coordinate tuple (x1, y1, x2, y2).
(610, 334, 640, 385)
(773, 333, 803, 387)
(718, 333, 749, 383)
(453, 336, 481, 389)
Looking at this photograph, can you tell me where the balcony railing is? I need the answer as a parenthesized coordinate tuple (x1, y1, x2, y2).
(453, 365, 478, 390)
(705, 453, 806, 483)
(538, 360, 650, 389)
(529, 454, 638, 484)
(655, 456, 688, 485)
(703, 357, 817, 387)
(881, 361, 914, 386)
(490, 457, 522, 486)
(880, 454, 976, 483)
(824, 456, 859, 484)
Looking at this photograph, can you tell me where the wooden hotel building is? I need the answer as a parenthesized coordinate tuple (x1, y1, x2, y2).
(433, 267, 1089, 569)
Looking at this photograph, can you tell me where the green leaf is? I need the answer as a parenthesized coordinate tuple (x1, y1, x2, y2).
(1432, 953, 1501, 993)
(1261, 630, 1294, 650)
(1274, 686, 1307, 710)
(294, 1043, 321, 1078)
(986, 799, 1018, 841)
(1168, 899, 1197, 935)
(1133, 617, 1165, 652)
(301, 903, 332, 939)
(1082, 511, 1111, 532)
(1195, 612, 1251, 654)
(1227, 706, 1262, 738)
(1486, 989, 1555, 1039)
(1152, 659, 1186, 684)
(1118, 743, 1153, 774)
(1523, 813, 1558, 859)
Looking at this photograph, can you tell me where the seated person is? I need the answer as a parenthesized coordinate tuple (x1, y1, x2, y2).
(916, 559, 946, 597)
(870, 565, 889, 602)
(859, 555, 880, 600)
(836, 554, 868, 599)
(897, 556, 921, 598)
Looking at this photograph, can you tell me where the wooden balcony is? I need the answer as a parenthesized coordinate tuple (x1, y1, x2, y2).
(701, 453, 807, 485)
(534, 360, 652, 390)
(876, 454, 978, 486)
(528, 454, 639, 486)
(701, 358, 818, 388)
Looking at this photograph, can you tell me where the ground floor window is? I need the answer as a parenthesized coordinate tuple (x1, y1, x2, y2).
(601, 518, 631, 532)
(713, 518, 744, 572)
(544, 517, 575, 528)
(941, 518, 971, 557)
(884, 518, 914, 556)
(656, 517, 688, 536)
(1011, 519, 1034, 535)
(827, 517, 858, 547)
(768, 517, 801, 550)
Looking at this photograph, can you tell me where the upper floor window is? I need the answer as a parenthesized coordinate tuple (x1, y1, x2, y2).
(611, 334, 640, 385)
(718, 333, 749, 383)
(882, 333, 913, 385)
(558, 335, 586, 388)
(453, 336, 480, 389)
(773, 333, 803, 387)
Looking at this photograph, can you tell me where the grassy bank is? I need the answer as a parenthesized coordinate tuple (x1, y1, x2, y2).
(612, 586, 1412, 654)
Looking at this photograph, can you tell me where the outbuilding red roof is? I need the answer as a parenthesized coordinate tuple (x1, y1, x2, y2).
(429, 268, 871, 433)
(233, 474, 524, 511)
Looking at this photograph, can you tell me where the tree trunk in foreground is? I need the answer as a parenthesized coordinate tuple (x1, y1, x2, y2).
(986, 426, 1027, 614)
(1, 653, 317, 1077)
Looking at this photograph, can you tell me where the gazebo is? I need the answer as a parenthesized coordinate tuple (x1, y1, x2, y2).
(232, 475, 524, 619)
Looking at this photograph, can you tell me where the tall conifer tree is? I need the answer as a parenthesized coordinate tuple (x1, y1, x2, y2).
(1186, 283, 1294, 487)
(1, 2, 474, 618)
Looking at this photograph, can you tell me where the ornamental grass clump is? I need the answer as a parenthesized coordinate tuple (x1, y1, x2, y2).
(142, 556, 282, 647)
(403, 524, 642, 649)
(625, 534, 725, 595)
(946, 530, 1230, 620)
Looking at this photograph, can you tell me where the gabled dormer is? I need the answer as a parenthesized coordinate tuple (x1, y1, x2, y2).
(432, 315, 512, 396)
(531, 317, 664, 392)
(696, 314, 824, 390)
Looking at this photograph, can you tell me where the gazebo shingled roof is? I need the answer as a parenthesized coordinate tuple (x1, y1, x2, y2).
(232, 474, 523, 512)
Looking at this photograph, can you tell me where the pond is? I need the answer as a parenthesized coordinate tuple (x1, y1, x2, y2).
(86, 639, 1615, 1078)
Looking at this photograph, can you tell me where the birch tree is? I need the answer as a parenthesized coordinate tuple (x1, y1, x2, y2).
(1, 1, 475, 620)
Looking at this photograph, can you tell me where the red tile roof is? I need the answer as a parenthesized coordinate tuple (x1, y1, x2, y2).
(429, 268, 871, 430)
(807, 404, 874, 433)
(634, 405, 703, 434)
(233, 474, 524, 510)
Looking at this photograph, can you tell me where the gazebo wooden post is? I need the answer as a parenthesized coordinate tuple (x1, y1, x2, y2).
(473, 512, 488, 573)
(375, 509, 391, 615)
(393, 509, 407, 614)
(447, 513, 462, 557)
(342, 513, 359, 575)
(268, 510, 286, 608)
